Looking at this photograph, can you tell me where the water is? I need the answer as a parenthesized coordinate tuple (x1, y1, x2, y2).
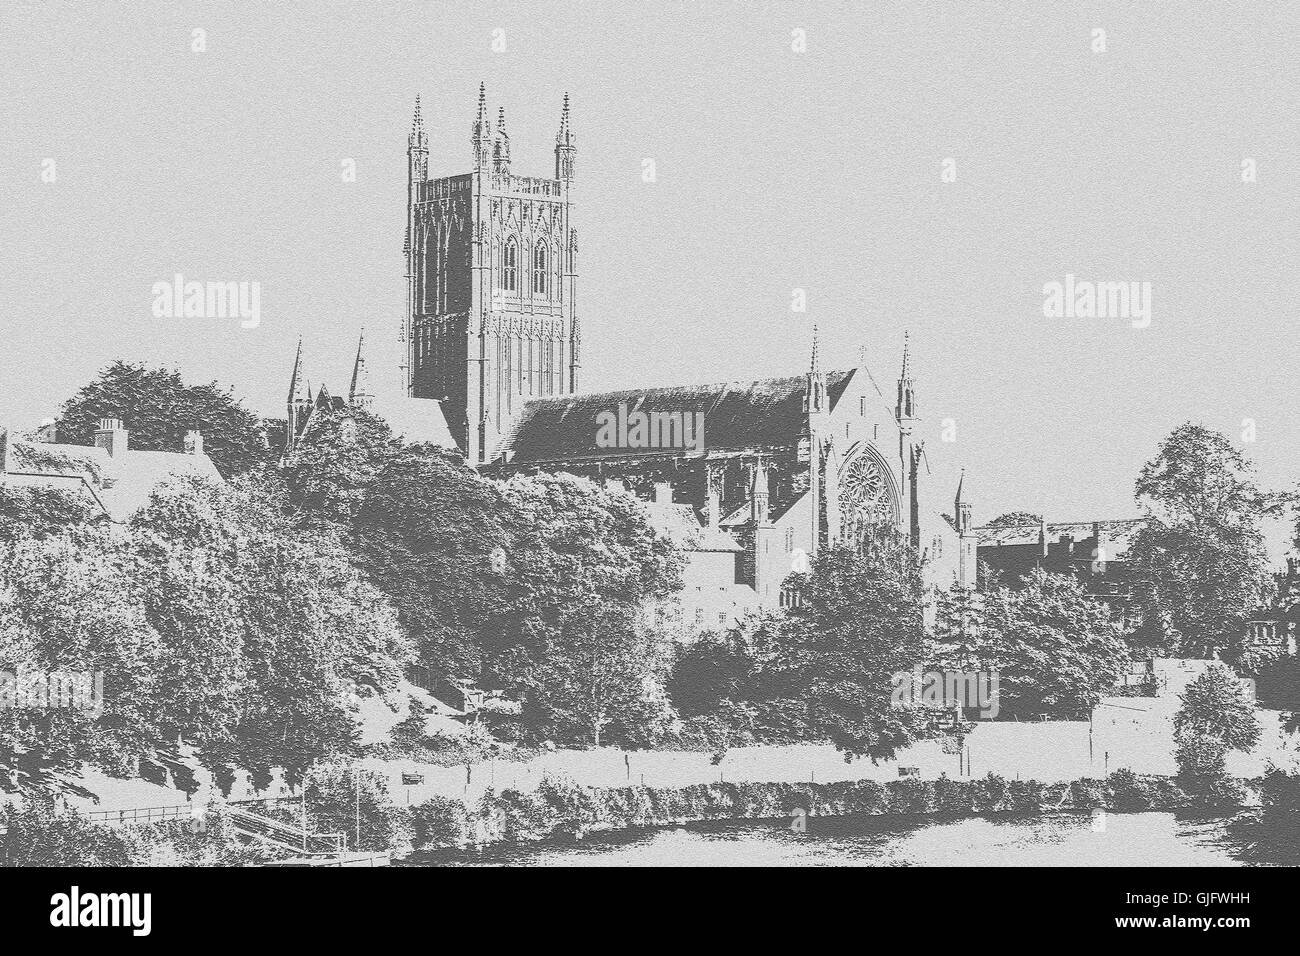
(402, 811, 1265, 867)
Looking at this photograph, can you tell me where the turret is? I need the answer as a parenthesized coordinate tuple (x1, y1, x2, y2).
(554, 93, 576, 182)
(750, 459, 770, 525)
(471, 82, 491, 171)
(954, 468, 972, 534)
(492, 106, 511, 174)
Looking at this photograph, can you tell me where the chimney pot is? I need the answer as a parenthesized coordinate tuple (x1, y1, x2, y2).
(93, 418, 129, 457)
(184, 429, 204, 456)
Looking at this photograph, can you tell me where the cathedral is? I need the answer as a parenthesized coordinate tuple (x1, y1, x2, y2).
(285, 85, 978, 628)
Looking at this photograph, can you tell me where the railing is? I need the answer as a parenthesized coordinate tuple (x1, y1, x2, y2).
(225, 806, 344, 856)
(86, 804, 194, 826)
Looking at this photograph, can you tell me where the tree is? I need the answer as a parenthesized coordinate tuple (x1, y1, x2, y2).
(59, 361, 270, 477)
(1173, 663, 1260, 779)
(0, 486, 101, 542)
(354, 445, 516, 680)
(1129, 424, 1280, 657)
(525, 606, 675, 747)
(954, 569, 1128, 720)
(776, 536, 929, 761)
(282, 405, 399, 532)
(130, 476, 412, 784)
(931, 582, 987, 674)
(492, 474, 685, 746)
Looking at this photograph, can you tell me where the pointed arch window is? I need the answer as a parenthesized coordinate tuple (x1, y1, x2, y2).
(502, 238, 518, 292)
(533, 244, 548, 294)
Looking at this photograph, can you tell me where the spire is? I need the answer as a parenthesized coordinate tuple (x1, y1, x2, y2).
(349, 329, 375, 410)
(407, 93, 428, 184)
(472, 82, 491, 170)
(896, 330, 916, 423)
(803, 325, 826, 418)
(554, 92, 576, 181)
(288, 338, 310, 404)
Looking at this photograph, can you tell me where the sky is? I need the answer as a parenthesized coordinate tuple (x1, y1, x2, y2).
(2, 1, 1298, 539)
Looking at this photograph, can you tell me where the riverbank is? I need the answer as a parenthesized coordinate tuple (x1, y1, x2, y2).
(404, 771, 1261, 852)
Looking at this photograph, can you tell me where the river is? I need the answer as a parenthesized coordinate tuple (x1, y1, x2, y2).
(402, 811, 1268, 866)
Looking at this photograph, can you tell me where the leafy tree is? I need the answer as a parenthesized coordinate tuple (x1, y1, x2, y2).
(524, 606, 675, 747)
(59, 361, 270, 477)
(282, 405, 399, 531)
(0, 528, 167, 792)
(931, 582, 987, 674)
(492, 474, 685, 746)
(959, 569, 1128, 719)
(1173, 662, 1260, 778)
(776, 536, 929, 761)
(131, 476, 412, 783)
(0, 486, 101, 542)
(1129, 424, 1280, 657)
(354, 445, 515, 680)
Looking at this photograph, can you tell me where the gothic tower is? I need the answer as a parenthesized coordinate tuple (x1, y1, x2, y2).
(405, 85, 580, 464)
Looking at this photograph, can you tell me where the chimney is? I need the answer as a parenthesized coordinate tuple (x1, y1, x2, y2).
(653, 481, 672, 504)
(93, 418, 129, 457)
(184, 429, 204, 456)
(1039, 517, 1048, 559)
(1093, 521, 1109, 571)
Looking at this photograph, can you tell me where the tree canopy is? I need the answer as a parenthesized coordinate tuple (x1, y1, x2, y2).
(1128, 423, 1279, 657)
(59, 361, 271, 477)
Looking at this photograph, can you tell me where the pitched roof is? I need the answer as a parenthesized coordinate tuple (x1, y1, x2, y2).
(3, 436, 222, 521)
(496, 370, 856, 464)
(641, 500, 743, 552)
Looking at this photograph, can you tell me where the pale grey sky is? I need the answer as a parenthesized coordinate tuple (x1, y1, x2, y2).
(3, 1, 1297, 535)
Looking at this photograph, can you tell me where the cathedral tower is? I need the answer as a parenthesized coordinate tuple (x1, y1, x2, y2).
(405, 85, 580, 464)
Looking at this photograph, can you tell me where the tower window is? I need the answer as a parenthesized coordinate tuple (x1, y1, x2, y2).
(502, 238, 518, 292)
(533, 244, 548, 294)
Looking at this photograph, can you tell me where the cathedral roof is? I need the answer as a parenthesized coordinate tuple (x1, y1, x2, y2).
(496, 370, 856, 465)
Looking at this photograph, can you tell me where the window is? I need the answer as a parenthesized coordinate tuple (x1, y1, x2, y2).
(533, 244, 548, 294)
(502, 238, 518, 292)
